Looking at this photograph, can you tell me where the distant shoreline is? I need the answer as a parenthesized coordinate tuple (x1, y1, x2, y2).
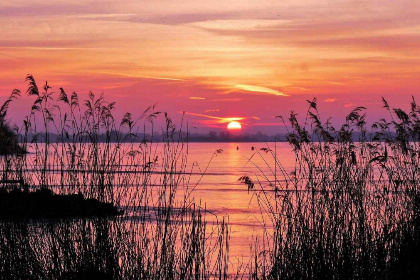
(13, 131, 402, 144)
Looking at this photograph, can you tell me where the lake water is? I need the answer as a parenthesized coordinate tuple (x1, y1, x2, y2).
(2, 139, 415, 278)
(179, 142, 295, 260)
(5, 141, 297, 265)
(2, 140, 412, 277)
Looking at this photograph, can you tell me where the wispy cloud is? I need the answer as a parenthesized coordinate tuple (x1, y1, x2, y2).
(325, 98, 337, 103)
(181, 111, 244, 124)
(210, 98, 242, 102)
(235, 85, 288, 96)
(250, 122, 284, 126)
(1, 0, 418, 132)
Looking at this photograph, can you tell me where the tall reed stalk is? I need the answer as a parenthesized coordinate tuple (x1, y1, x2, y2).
(0, 76, 230, 279)
(243, 97, 420, 280)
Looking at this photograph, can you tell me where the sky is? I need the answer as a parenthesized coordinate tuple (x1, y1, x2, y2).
(0, 0, 419, 134)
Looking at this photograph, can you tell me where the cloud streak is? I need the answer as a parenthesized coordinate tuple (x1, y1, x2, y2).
(181, 111, 244, 124)
(235, 85, 288, 96)
(1, 0, 419, 133)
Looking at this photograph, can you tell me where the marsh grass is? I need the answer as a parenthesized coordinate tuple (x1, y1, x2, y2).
(2, 75, 419, 279)
(0, 89, 25, 159)
(0, 75, 230, 279)
(242, 97, 420, 279)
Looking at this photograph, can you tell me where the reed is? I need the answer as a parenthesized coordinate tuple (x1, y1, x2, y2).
(2, 75, 419, 279)
(243, 97, 420, 279)
(0, 75, 230, 279)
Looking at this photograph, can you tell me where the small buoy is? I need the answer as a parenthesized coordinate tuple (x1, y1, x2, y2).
(236, 146, 239, 150)
(251, 146, 255, 151)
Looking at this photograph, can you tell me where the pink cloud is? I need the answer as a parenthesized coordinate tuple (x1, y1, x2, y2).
(325, 98, 337, 103)
(344, 103, 356, 108)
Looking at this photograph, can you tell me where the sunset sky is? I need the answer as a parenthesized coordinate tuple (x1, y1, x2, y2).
(1, 0, 419, 133)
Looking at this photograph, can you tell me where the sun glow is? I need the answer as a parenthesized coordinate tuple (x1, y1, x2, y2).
(227, 121, 242, 130)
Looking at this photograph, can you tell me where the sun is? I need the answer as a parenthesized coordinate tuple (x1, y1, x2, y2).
(227, 121, 242, 130)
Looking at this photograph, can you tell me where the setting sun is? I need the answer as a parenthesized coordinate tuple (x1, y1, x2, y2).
(227, 121, 242, 130)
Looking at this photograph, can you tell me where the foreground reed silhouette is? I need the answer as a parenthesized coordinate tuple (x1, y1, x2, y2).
(0, 89, 26, 156)
(241, 97, 420, 280)
(0, 75, 230, 279)
(1, 75, 419, 279)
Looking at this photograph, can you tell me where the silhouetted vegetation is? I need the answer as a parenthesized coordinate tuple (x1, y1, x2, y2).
(242, 97, 420, 279)
(0, 188, 120, 219)
(0, 89, 26, 155)
(1, 75, 420, 279)
(0, 75, 229, 279)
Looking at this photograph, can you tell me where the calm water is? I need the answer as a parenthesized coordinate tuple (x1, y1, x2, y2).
(3, 140, 413, 277)
(182, 142, 295, 259)
(16, 142, 297, 262)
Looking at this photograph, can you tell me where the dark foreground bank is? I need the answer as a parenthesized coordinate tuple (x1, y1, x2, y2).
(0, 188, 121, 219)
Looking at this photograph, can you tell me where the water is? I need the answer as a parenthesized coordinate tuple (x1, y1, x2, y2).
(180, 142, 295, 259)
(2, 140, 415, 278)
(2, 141, 296, 264)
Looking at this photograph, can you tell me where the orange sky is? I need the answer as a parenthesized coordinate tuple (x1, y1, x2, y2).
(1, 0, 419, 133)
